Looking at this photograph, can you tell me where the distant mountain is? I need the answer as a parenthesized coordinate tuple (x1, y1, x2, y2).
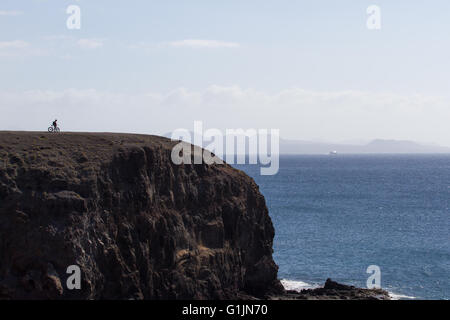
(280, 139, 450, 154)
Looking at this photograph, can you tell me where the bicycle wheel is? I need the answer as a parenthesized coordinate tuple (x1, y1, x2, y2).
(48, 127, 54, 133)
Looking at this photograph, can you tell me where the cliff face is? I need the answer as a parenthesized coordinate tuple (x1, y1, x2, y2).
(0, 132, 282, 299)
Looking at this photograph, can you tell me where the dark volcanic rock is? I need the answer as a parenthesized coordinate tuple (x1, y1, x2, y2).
(270, 279, 390, 300)
(0, 132, 282, 299)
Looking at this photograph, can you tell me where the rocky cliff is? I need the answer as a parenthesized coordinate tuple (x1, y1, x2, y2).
(0, 132, 283, 299)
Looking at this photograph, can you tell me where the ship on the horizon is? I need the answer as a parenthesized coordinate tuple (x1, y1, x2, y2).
(329, 150, 338, 155)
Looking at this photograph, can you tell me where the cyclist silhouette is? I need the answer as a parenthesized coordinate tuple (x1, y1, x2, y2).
(48, 119, 60, 133)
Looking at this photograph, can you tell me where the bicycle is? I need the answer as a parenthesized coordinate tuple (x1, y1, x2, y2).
(48, 126, 61, 133)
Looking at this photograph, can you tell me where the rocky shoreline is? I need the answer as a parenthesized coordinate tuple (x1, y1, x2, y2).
(271, 279, 390, 300)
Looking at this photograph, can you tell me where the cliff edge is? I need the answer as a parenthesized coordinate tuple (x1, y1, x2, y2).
(0, 132, 283, 299)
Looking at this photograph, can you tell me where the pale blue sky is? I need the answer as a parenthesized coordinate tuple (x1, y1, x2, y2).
(1, 1, 450, 145)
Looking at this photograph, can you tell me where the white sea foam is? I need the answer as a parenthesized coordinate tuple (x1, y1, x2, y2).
(280, 279, 320, 292)
(282, 279, 417, 300)
(388, 292, 416, 300)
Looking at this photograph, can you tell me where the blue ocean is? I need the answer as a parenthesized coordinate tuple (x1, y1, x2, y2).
(234, 155, 450, 300)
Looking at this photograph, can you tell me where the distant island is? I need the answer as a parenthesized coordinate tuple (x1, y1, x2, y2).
(279, 139, 450, 154)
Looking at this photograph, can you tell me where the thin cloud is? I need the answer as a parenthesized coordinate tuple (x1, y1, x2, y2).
(0, 40, 49, 57)
(0, 40, 29, 49)
(43, 35, 73, 41)
(0, 10, 23, 16)
(0, 40, 34, 57)
(167, 39, 240, 48)
(77, 38, 104, 49)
